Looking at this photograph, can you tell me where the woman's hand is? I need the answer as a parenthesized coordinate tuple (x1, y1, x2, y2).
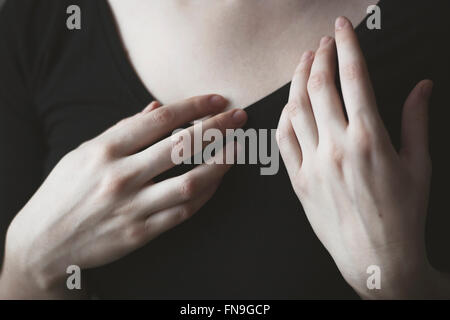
(277, 17, 443, 299)
(0, 95, 247, 299)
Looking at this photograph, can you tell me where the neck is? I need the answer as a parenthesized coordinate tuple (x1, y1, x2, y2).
(128, 1, 313, 44)
(175, 0, 311, 22)
(107, 0, 374, 107)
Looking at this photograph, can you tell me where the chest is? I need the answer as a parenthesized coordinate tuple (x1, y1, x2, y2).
(107, 0, 373, 109)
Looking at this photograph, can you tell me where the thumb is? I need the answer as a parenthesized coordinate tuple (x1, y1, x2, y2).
(400, 80, 433, 169)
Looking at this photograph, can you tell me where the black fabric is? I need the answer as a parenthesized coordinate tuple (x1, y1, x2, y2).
(0, 0, 449, 299)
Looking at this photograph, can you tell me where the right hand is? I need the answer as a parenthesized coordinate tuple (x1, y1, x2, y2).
(1, 95, 247, 295)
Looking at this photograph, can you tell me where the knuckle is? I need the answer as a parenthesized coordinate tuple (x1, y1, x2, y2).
(284, 102, 299, 118)
(286, 95, 311, 116)
(143, 217, 158, 235)
(177, 204, 195, 221)
(314, 47, 328, 59)
(171, 132, 188, 157)
(350, 121, 374, 156)
(123, 224, 146, 247)
(292, 171, 309, 196)
(320, 141, 346, 179)
(95, 141, 117, 161)
(179, 175, 198, 200)
(275, 127, 288, 145)
(295, 61, 310, 76)
(320, 139, 345, 166)
(117, 199, 137, 216)
(307, 72, 330, 92)
(151, 107, 173, 125)
(341, 62, 363, 81)
(275, 128, 282, 144)
(100, 169, 129, 196)
(276, 117, 295, 145)
(327, 144, 345, 166)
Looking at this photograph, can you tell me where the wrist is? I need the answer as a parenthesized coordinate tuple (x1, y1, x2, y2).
(335, 242, 437, 299)
(356, 261, 436, 299)
(1, 223, 74, 299)
(340, 256, 440, 300)
(0, 256, 71, 299)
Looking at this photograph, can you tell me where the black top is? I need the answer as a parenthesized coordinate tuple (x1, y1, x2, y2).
(0, 0, 449, 299)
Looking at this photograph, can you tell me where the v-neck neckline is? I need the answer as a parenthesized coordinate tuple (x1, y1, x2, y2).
(97, 0, 374, 116)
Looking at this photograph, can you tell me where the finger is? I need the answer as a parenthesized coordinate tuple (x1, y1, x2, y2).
(133, 108, 247, 181)
(133, 143, 234, 215)
(105, 94, 229, 156)
(287, 50, 319, 153)
(307, 36, 347, 137)
(334, 17, 381, 127)
(400, 80, 433, 164)
(141, 182, 218, 242)
(117, 183, 218, 251)
(276, 107, 302, 176)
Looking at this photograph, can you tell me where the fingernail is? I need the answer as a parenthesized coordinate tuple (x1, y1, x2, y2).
(320, 36, 332, 46)
(422, 80, 434, 100)
(210, 95, 228, 108)
(232, 109, 247, 124)
(335, 17, 347, 31)
(142, 102, 157, 113)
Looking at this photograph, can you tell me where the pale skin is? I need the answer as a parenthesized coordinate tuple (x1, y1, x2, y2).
(1, 1, 449, 299)
(107, 0, 373, 109)
(277, 17, 450, 299)
(0, 96, 248, 299)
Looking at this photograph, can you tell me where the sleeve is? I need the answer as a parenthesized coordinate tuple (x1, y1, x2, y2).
(0, 0, 45, 267)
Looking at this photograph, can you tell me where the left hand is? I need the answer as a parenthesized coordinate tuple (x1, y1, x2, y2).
(277, 16, 436, 299)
